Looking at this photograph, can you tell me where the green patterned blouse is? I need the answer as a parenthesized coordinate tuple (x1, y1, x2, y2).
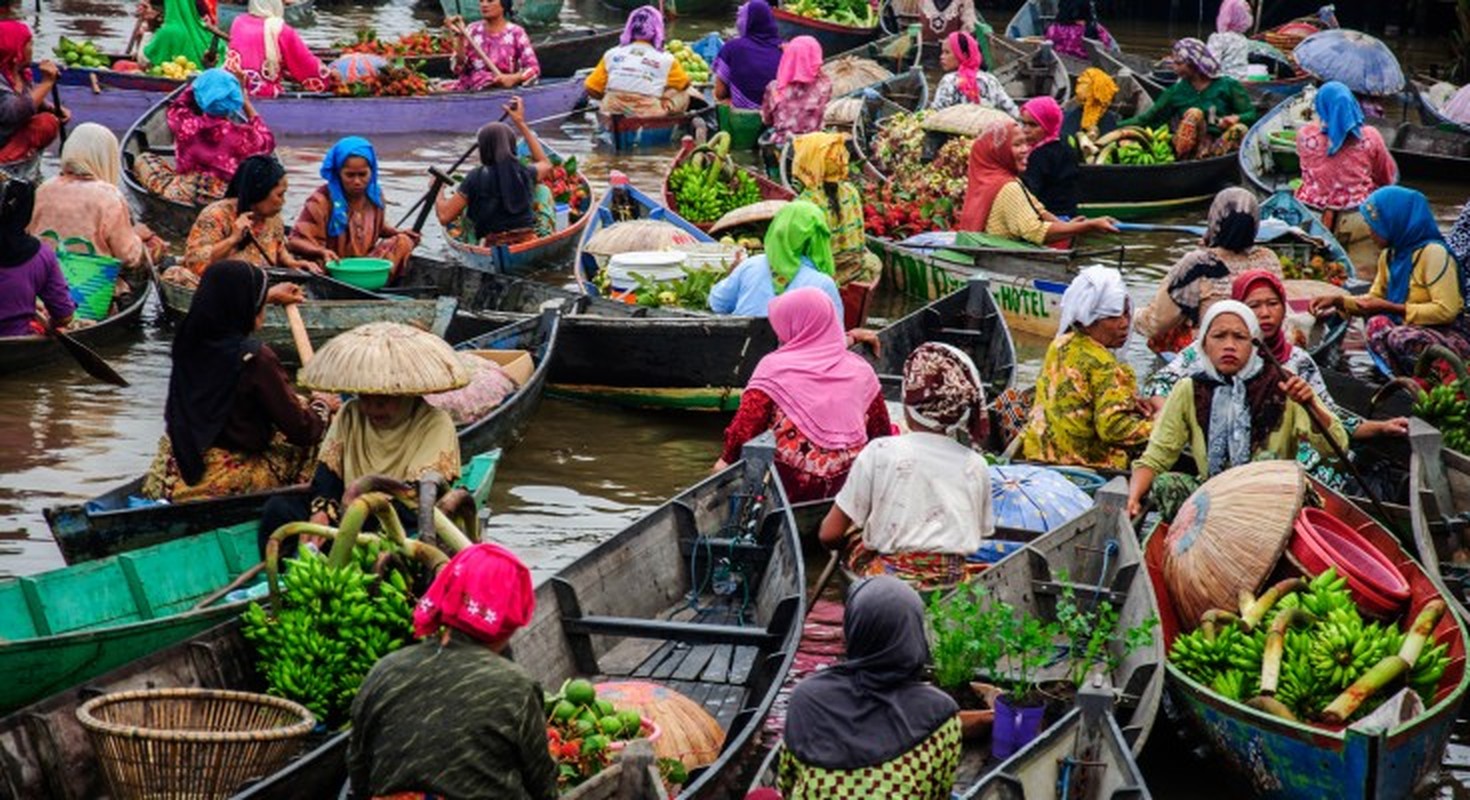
(1021, 331, 1153, 470)
(777, 715, 962, 800)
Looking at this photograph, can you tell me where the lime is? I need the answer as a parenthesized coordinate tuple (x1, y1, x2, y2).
(575, 718, 596, 737)
(551, 700, 577, 723)
(598, 715, 623, 737)
(583, 734, 609, 754)
(565, 678, 597, 707)
(595, 699, 616, 717)
(577, 708, 599, 725)
(618, 709, 643, 734)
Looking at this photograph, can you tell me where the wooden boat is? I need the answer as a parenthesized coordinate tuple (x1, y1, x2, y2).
(976, 34, 1073, 107)
(444, 144, 595, 275)
(1415, 81, 1470, 135)
(1255, 190, 1358, 361)
(1143, 479, 1470, 800)
(1408, 419, 1470, 620)
(363, 25, 619, 80)
(0, 269, 152, 378)
(1388, 122, 1470, 184)
(662, 136, 796, 233)
(773, 5, 881, 55)
(121, 84, 205, 240)
(441, 0, 562, 25)
(218, 0, 314, 29)
(43, 308, 546, 565)
(958, 704, 1152, 799)
(603, 94, 713, 152)
(600, 0, 731, 13)
(6, 444, 805, 799)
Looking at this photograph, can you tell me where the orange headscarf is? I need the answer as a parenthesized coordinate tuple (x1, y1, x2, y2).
(956, 119, 1024, 232)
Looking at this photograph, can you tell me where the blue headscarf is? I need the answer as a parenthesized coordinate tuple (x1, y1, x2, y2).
(192, 69, 244, 119)
(319, 136, 383, 238)
(1314, 81, 1363, 157)
(1360, 186, 1453, 317)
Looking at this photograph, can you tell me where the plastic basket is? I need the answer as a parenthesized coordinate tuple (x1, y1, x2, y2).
(41, 231, 120, 321)
(717, 104, 765, 152)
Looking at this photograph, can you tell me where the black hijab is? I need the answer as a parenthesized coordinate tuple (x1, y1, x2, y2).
(164, 260, 269, 484)
(462, 122, 535, 237)
(784, 576, 959, 769)
(227, 154, 286, 215)
(1057, 0, 1100, 39)
(0, 179, 41, 267)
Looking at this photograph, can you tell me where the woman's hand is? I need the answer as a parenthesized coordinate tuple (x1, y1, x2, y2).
(711, 458, 729, 474)
(1089, 216, 1120, 234)
(1279, 374, 1318, 406)
(1219, 114, 1240, 128)
(1309, 294, 1343, 317)
(311, 391, 342, 413)
(505, 96, 526, 124)
(35, 60, 60, 84)
(497, 72, 522, 88)
(266, 282, 305, 305)
(1352, 295, 1394, 315)
(1358, 417, 1410, 438)
(846, 328, 881, 356)
(230, 212, 254, 242)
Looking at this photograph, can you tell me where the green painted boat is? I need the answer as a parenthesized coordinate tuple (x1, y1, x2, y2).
(599, 0, 732, 16)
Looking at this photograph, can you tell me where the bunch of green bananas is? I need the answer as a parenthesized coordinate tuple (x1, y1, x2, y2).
(1308, 609, 1399, 690)
(1412, 383, 1469, 453)
(1169, 623, 1259, 687)
(1112, 128, 1176, 166)
(1275, 569, 1354, 619)
(1410, 641, 1452, 697)
(1273, 629, 1329, 715)
(668, 161, 727, 224)
(242, 541, 414, 724)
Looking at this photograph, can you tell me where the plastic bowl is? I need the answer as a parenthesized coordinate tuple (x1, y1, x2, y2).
(326, 257, 393, 290)
(1289, 508, 1409, 617)
(607, 716, 661, 751)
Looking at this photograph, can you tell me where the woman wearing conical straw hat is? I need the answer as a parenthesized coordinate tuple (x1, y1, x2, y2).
(257, 321, 466, 556)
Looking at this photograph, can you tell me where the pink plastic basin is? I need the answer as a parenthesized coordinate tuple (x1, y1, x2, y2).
(1289, 508, 1409, 618)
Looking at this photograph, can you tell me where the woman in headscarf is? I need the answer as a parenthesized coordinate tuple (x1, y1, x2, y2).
(226, 0, 329, 98)
(1310, 186, 1470, 376)
(957, 119, 1117, 245)
(141, 0, 224, 71)
(776, 576, 962, 795)
(435, 98, 553, 246)
(1295, 82, 1398, 275)
(141, 260, 329, 502)
(1134, 187, 1282, 354)
(585, 7, 691, 118)
(1021, 266, 1152, 469)
(0, 22, 64, 164)
(1044, 0, 1115, 61)
(134, 67, 276, 207)
(447, 0, 540, 92)
(1144, 269, 1407, 489)
(1126, 300, 1347, 518)
(350, 542, 555, 800)
(1121, 38, 1256, 159)
(1207, 0, 1255, 80)
(290, 136, 419, 278)
(714, 287, 888, 501)
(1062, 66, 1119, 145)
(761, 36, 830, 147)
(819, 343, 994, 592)
(30, 123, 166, 271)
(791, 132, 879, 288)
(713, 0, 782, 110)
(709, 201, 844, 318)
(930, 31, 1018, 117)
(182, 154, 316, 276)
(1020, 96, 1078, 217)
(0, 180, 75, 337)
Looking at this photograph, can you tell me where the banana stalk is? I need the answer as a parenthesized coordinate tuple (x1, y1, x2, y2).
(1319, 655, 1409, 724)
(1242, 578, 1307, 632)
(1200, 608, 1242, 641)
(1398, 600, 1448, 665)
(1246, 695, 1299, 722)
(1260, 608, 1315, 695)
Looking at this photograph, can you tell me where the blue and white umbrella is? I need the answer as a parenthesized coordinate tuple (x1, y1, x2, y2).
(1294, 29, 1405, 96)
(988, 465, 1094, 534)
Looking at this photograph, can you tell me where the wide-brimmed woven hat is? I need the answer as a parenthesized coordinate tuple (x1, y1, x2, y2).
(709, 200, 789, 235)
(299, 322, 471, 395)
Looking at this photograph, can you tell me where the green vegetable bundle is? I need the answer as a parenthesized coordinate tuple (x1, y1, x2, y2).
(630, 266, 725, 309)
(784, 0, 876, 27)
(668, 132, 761, 224)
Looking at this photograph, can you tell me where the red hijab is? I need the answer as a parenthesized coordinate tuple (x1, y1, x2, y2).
(0, 21, 32, 89)
(1230, 269, 1291, 363)
(957, 120, 1024, 232)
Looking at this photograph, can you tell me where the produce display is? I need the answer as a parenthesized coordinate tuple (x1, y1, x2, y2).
(784, 0, 877, 27)
(1168, 568, 1451, 723)
(54, 37, 111, 69)
(1076, 126, 1176, 166)
(665, 40, 710, 85)
(864, 114, 971, 238)
(1413, 378, 1470, 453)
(1278, 252, 1349, 286)
(597, 265, 725, 309)
(338, 28, 450, 58)
(667, 133, 761, 225)
(543, 156, 589, 218)
(332, 59, 433, 96)
(718, 232, 766, 253)
(543, 678, 688, 790)
(146, 56, 202, 80)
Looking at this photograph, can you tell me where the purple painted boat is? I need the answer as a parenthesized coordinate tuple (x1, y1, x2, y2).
(250, 78, 587, 137)
(52, 66, 181, 134)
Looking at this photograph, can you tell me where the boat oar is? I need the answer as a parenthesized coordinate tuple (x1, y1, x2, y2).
(285, 304, 313, 363)
(446, 17, 504, 81)
(396, 141, 479, 230)
(46, 316, 129, 386)
(1114, 221, 1207, 237)
(50, 83, 67, 149)
(123, 15, 145, 59)
(1251, 337, 1397, 527)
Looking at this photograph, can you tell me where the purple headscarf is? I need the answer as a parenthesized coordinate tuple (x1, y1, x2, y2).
(713, 0, 783, 110)
(621, 6, 665, 49)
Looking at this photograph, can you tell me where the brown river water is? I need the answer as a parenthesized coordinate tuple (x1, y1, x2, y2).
(4, 2, 1470, 793)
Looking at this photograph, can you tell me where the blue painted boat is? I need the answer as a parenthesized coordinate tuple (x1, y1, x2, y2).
(1143, 480, 1470, 800)
(444, 144, 594, 275)
(572, 177, 713, 296)
(601, 94, 714, 151)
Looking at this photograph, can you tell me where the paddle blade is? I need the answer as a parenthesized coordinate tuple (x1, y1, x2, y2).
(53, 329, 128, 386)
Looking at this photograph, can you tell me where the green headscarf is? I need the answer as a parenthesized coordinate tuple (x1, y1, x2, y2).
(763, 200, 835, 293)
(143, 0, 224, 69)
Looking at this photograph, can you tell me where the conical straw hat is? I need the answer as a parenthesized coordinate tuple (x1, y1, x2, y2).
(1162, 461, 1305, 630)
(709, 200, 789, 235)
(298, 322, 471, 395)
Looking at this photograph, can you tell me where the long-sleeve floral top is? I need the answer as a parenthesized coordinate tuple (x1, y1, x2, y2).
(720, 387, 891, 502)
(1020, 331, 1152, 470)
(1294, 122, 1398, 210)
(761, 75, 832, 146)
(184, 198, 287, 274)
(451, 21, 540, 92)
(168, 88, 276, 182)
(930, 71, 1019, 118)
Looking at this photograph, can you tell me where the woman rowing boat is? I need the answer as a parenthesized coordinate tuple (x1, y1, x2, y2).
(447, 0, 540, 92)
(435, 99, 554, 247)
(0, 180, 75, 337)
(0, 22, 65, 165)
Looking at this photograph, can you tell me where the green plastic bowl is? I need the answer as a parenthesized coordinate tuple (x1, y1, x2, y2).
(327, 257, 393, 290)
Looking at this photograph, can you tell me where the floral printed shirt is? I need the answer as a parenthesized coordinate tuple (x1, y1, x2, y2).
(451, 22, 540, 92)
(1294, 122, 1398, 210)
(931, 71, 1019, 118)
(761, 75, 832, 146)
(1020, 331, 1152, 470)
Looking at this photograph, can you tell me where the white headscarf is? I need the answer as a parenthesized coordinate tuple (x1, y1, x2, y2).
(60, 122, 122, 188)
(248, 0, 285, 80)
(1193, 299, 1265, 476)
(1056, 265, 1129, 338)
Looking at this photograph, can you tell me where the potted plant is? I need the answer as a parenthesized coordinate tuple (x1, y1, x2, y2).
(986, 601, 1057, 759)
(1052, 572, 1159, 694)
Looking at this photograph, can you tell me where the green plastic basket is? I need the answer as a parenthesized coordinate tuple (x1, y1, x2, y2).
(326, 257, 393, 290)
(717, 104, 765, 152)
(41, 231, 120, 321)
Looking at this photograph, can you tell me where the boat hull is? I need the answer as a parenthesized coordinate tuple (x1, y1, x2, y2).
(773, 8, 880, 55)
(1077, 153, 1240, 219)
(0, 271, 151, 376)
(254, 78, 586, 137)
(600, 0, 731, 13)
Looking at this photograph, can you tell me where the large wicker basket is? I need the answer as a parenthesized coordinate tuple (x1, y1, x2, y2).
(77, 688, 316, 800)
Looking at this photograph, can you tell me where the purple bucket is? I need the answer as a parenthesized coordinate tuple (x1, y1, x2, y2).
(991, 694, 1045, 759)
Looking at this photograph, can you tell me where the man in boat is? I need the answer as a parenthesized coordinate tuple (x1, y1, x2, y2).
(584, 7, 692, 120)
(348, 542, 558, 799)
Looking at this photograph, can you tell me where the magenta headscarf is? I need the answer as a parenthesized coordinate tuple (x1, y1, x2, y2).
(946, 31, 983, 104)
(1023, 96, 1063, 145)
(1216, 0, 1253, 34)
(774, 36, 824, 100)
(621, 6, 665, 49)
(746, 287, 880, 450)
(412, 543, 535, 646)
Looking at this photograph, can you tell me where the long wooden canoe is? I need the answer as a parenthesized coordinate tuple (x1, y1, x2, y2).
(0, 269, 151, 378)
(407, 26, 619, 79)
(603, 94, 714, 152)
(1144, 478, 1470, 800)
(773, 6, 880, 55)
(121, 84, 204, 240)
(662, 135, 795, 232)
(7, 443, 805, 799)
(599, 0, 731, 13)
(1408, 419, 1470, 621)
(975, 34, 1073, 107)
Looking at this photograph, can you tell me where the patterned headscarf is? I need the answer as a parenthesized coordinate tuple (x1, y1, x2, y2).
(1204, 187, 1260, 253)
(412, 543, 535, 646)
(902, 341, 987, 440)
(1172, 37, 1221, 80)
(946, 31, 982, 104)
(1074, 67, 1118, 131)
(621, 6, 665, 49)
(1216, 0, 1253, 34)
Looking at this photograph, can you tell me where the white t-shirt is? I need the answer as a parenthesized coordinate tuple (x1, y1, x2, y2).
(604, 43, 676, 98)
(834, 432, 994, 555)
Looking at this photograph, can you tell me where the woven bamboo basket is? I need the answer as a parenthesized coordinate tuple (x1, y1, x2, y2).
(584, 220, 702, 258)
(822, 57, 893, 98)
(920, 104, 1011, 136)
(77, 688, 316, 800)
(595, 681, 724, 770)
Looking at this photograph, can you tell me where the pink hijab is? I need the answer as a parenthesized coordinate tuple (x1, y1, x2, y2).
(946, 31, 982, 103)
(412, 543, 535, 646)
(773, 36, 823, 101)
(1023, 96, 1063, 145)
(1216, 0, 1253, 34)
(747, 287, 880, 450)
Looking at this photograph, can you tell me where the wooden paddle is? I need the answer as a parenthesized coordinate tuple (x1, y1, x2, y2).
(47, 316, 129, 386)
(50, 84, 67, 149)
(1114, 221, 1208, 237)
(445, 17, 504, 81)
(285, 304, 313, 363)
(123, 15, 146, 59)
(396, 142, 479, 231)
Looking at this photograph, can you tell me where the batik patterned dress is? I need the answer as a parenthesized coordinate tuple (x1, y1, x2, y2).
(1020, 331, 1152, 470)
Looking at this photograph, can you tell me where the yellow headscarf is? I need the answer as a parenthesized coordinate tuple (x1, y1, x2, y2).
(1074, 68, 1118, 132)
(318, 398, 461, 486)
(791, 131, 849, 191)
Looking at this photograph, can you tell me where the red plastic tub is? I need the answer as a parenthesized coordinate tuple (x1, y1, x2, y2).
(1288, 507, 1410, 618)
